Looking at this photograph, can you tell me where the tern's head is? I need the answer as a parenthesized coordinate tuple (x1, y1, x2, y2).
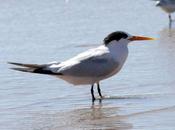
(156, 0, 163, 7)
(156, 0, 170, 7)
(104, 31, 155, 46)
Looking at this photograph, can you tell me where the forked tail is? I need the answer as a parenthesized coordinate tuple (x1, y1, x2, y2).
(8, 62, 60, 75)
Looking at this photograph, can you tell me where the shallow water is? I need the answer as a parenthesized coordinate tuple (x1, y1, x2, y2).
(1, 0, 175, 130)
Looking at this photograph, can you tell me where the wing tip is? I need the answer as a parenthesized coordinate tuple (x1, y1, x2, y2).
(9, 67, 33, 72)
(7, 61, 15, 64)
(7, 61, 23, 66)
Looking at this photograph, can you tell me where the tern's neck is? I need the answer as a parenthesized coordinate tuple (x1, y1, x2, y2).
(107, 40, 128, 52)
(106, 41, 129, 62)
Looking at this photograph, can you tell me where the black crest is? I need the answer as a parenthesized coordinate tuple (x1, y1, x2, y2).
(104, 31, 128, 45)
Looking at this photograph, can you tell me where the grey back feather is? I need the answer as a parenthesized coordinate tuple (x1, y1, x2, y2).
(58, 56, 119, 77)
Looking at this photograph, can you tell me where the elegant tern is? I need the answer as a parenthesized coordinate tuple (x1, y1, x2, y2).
(8, 31, 155, 102)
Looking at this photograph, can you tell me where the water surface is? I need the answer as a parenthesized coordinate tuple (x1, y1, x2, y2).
(1, 0, 175, 130)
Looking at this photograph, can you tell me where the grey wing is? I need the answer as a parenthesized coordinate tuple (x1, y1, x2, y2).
(58, 56, 119, 77)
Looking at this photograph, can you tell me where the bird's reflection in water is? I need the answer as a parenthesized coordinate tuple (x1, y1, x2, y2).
(153, 27, 175, 87)
(159, 25, 175, 39)
(158, 27, 175, 52)
(169, 20, 173, 29)
(157, 27, 175, 71)
(28, 103, 132, 130)
(167, 20, 175, 31)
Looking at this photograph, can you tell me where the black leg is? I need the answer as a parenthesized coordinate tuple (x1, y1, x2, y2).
(168, 14, 172, 29)
(97, 82, 103, 98)
(91, 84, 95, 102)
(169, 14, 172, 22)
(169, 14, 172, 24)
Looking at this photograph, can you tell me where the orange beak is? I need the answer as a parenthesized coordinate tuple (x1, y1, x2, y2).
(129, 36, 156, 41)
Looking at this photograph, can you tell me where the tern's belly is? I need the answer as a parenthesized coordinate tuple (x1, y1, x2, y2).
(161, 5, 175, 13)
(57, 65, 122, 85)
(57, 75, 102, 85)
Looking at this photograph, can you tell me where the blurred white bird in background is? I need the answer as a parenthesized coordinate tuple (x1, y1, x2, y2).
(8, 31, 155, 102)
(155, 0, 175, 25)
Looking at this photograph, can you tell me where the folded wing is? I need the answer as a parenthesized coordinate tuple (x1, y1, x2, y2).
(57, 55, 119, 78)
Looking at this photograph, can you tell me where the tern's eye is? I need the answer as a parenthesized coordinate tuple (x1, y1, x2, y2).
(104, 31, 128, 45)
